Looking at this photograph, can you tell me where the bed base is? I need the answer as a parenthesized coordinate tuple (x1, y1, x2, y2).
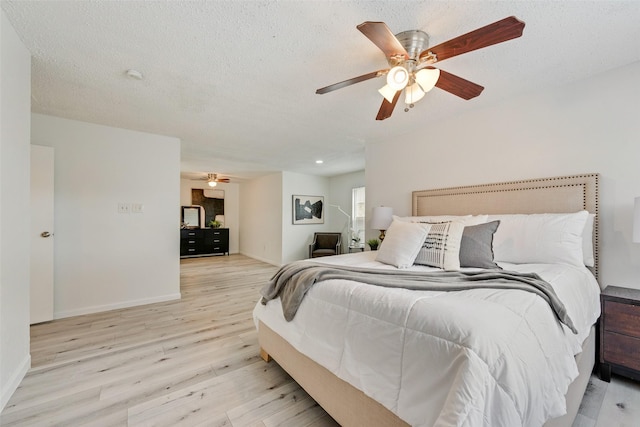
(259, 321, 409, 426)
(259, 321, 596, 427)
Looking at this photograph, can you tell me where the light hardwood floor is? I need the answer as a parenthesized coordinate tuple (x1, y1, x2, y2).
(1, 254, 638, 426)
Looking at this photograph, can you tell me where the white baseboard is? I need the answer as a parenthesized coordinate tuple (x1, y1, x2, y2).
(239, 251, 281, 266)
(1, 353, 30, 411)
(53, 292, 182, 319)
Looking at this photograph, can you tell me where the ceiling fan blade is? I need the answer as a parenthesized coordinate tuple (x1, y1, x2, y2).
(357, 21, 409, 60)
(212, 173, 230, 183)
(434, 68, 484, 100)
(420, 16, 525, 63)
(316, 69, 388, 94)
(375, 90, 401, 121)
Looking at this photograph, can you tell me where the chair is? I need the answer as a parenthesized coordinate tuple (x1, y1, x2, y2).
(309, 232, 342, 258)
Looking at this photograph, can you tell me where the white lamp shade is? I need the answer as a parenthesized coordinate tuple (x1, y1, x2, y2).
(207, 180, 217, 187)
(378, 84, 397, 103)
(633, 197, 640, 243)
(405, 82, 425, 104)
(415, 67, 440, 93)
(386, 66, 409, 91)
(371, 206, 393, 230)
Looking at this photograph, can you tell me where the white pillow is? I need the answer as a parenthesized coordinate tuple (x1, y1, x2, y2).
(583, 214, 595, 267)
(394, 214, 488, 226)
(487, 211, 589, 267)
(376, 220, 431, 268)
(413, 221, 465, 271)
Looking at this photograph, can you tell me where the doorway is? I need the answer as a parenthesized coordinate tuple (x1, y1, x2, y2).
(30, 145, 54, 324)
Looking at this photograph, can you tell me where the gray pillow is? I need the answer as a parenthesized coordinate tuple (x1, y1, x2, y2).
(459, 221, 501, 269)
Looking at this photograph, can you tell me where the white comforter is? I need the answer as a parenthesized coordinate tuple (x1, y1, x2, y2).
(253, 252, 601, 427)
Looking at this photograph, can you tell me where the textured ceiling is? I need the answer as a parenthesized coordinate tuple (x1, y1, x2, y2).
(3, 1, 640, 182)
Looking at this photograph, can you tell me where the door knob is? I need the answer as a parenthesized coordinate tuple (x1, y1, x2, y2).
(41, 231, 52, 238)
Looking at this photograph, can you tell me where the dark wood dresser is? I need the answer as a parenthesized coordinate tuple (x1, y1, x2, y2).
(600, 285, 640, 382)
(180, 228, 229, 257)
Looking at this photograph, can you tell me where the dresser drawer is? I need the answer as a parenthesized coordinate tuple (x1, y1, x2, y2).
(181, 246, 199, 255)
(181, 239, 202, 249)
(181, 229, 202, 238)
(603, 331, 640, 372)
(604, 300, 640, 337)
(180, 240, 203, 256)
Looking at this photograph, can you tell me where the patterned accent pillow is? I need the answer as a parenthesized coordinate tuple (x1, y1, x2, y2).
(414, 221, 465, 271)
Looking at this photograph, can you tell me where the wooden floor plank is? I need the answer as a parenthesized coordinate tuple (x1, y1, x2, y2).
(1, 254, 638, 426)
(594, 374, 640, 427)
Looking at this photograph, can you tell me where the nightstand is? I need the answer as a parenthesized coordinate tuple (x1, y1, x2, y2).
(599, 285, 640, 382)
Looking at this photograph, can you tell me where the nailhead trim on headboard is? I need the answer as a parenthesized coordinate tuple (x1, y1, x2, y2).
(412, 174, 600, 283)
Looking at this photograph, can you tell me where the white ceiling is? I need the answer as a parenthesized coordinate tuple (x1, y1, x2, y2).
(3, 1, 640, 182)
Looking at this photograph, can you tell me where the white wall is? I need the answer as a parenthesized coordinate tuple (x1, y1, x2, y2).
(31, 114, 181, 318)
(366, 61, 640, 289)
(282, 171, 331, 264)
(0, 10, 31, 410)
(180, 179, 240, 254)
(328, 170, 365, 252)
(240, 173, 283, 265)
(240, 171, 352, 265)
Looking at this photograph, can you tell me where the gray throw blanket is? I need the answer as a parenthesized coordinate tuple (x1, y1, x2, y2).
(260, 261, 577, 334)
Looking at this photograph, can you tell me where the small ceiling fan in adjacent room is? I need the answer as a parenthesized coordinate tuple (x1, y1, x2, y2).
(316, 16, 525, 120)
(197, 173, 230, 187)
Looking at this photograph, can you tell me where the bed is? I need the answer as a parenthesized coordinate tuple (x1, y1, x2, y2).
(254, 173, 602, 427)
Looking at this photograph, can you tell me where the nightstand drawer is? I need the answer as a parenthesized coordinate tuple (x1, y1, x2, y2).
(604, 300, 640, 337)
(600, 285, 640, 382)
(603, 331, 640, 372)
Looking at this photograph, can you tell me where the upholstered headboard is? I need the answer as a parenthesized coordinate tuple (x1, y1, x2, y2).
(412, 174, 600, 281)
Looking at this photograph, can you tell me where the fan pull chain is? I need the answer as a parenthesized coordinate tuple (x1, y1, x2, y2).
(404, 102, 415, 113)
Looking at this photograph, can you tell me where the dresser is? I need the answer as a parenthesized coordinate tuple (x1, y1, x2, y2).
(599, 285, 640, 382)
(180, 228, 229, 257)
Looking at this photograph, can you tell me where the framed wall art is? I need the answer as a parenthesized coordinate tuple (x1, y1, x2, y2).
(292, 195, 324, 224)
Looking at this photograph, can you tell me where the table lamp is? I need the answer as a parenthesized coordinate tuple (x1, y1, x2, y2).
(371, 206, 393, 241)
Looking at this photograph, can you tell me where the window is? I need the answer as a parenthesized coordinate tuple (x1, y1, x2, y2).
(351, 186, 365, 245)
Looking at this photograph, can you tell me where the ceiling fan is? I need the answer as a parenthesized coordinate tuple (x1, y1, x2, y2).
(316, 16, 525, 120)
(197, 173, 230, 187)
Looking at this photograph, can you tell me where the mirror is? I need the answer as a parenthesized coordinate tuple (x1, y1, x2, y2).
(191, 189, 225, 227)
(181, 206, 201, 228)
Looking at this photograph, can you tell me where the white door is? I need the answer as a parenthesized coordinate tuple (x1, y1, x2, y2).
(30, 145, 54, 324)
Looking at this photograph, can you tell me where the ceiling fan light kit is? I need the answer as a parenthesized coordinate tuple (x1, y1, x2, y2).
(198, 173, 230, 186)
(386, 66, 409, 90)
(405, 82, 425, 105)
(316, 16, 525, 120)
(378, 84, 397, 103)
(414, 67, 440, 93)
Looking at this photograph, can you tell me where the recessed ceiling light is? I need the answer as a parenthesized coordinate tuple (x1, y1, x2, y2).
(125, 69, 144, 80)
(316, 160, 323, 164)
